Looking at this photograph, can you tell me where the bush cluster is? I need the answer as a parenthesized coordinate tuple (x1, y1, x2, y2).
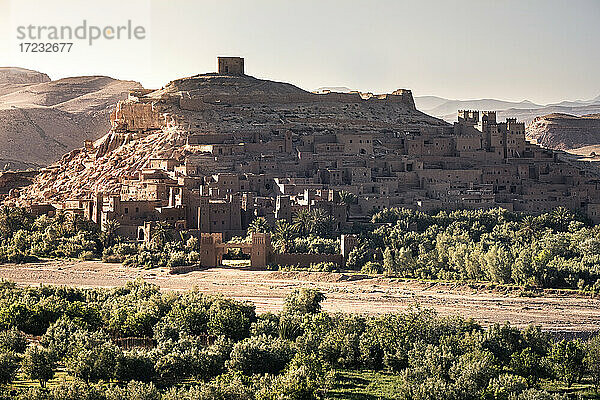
(348, 207, 600, 290)
(0, 283, 598, 399)
(0, 208, 100, 263)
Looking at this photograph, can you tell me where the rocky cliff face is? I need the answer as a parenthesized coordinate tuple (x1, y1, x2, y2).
(0, 68, 142, 169)
(526, 113, 600, 150)
(14, 73, 443, 205)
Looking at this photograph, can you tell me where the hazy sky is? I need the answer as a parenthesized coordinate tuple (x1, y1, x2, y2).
(1, 0, 599, 104)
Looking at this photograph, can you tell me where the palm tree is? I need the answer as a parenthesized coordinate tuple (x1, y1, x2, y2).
(151, 221, 173, 247)
(311, 208, 336, 237)
(65, 213, 88, 234)
(273, 220, 296, 252)
(519, 215, 536, 240)
(338, 191, 357, 206)
(551, 206, 573, 231)
(338, 190, 357, 220)
(101, 219, 121, 248)
(292, 209, 313, 236)
(248, 217, 270, 235)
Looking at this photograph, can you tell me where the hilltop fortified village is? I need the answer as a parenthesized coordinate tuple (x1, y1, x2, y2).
(6, 57, 600, 266)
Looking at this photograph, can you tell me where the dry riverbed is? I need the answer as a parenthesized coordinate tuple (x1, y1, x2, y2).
(0, 260, 598, 332)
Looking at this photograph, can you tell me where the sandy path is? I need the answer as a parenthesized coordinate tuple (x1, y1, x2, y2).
(0, 260, 598, 332)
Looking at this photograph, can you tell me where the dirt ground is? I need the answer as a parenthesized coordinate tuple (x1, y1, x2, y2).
(0, 260, 598, 332)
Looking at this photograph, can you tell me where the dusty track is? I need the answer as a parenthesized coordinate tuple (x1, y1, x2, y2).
(0, 260, 598, 332)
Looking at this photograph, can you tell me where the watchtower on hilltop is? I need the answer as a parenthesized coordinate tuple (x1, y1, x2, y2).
(218, 57, 244, 75)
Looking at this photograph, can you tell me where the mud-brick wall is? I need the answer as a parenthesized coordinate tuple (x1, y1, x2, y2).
(271, 253, 343, 267)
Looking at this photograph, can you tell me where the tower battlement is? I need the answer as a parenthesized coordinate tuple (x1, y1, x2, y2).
(458, 110, 479, 124)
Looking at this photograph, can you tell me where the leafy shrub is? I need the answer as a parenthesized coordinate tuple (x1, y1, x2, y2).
(0, 328, 27, 353)
(485, 374, 528, 400)
(0, 351, 20, 385)
(283, 289, 325, 315)
(250, 313, 280, 338)
(361, 261, 383, 275)
(227, 335, 295, 375)
(115, 349, 156, 382)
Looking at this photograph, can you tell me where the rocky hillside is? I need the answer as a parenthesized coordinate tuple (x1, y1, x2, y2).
(0, 68, 142, 169)
(14, 72, 445, 205)
(0, 67, 51, 95)
(526, 113, 600, 150)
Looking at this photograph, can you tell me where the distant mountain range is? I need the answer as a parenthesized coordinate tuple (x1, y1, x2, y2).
(316, 86, 600, 125)
(413, 94, 600, 124)
(415, 96, 541, 118)
(0, 67, 142, 170)
(314, 86, 353, 94)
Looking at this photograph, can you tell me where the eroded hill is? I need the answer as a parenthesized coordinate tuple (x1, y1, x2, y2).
(15, 72, 443, 204)
(0, 68, 142, 169)
(526, 113, 600, 150)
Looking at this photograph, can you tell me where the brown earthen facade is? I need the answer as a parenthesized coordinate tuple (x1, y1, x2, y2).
(13, 57, 600, 255)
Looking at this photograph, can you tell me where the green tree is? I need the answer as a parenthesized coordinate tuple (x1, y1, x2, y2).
(105, 380, 160, 400)
(22, 345, 55, 387)
(310, 208, 336, 237)
(292, 209, 313, 236)
(251, 313, 280, 338)
(483, 323, 524, 365)
(207, 298, 256, 340)
(161, 374, 253, 400)
(248, 217, 270, 235)
(383, 247, 396, 276)
(584, 335, 600, 392)
(48, 378, 104, 400)
(516, 388, 566, 400)
(115, 350, 156, 382)
(519, 216, 538, 240)
(550, 207, 574, 232)
(227, 335, 295, 375)
(273, 220, 296, 252)
(40, 317, 84, 360)
(68, 340, 122, 382)
(101, 219, 121, 248)
(0, 351, 20, 386)
(283, 289, 325, 315)
(339, 191, 357, 206)
(509, 347, 547, 384)
(0, 206, 32, 241)
(278, 314, 303, 341)
(0, 328, 27, 353)
(256, 353, 324, 400)
(548, 339, 585, 387)
(450, 349, 498, 398)
(485, 373, 528, 400)
(483, 245, 512, 283)
(151, 221, 174, 247)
